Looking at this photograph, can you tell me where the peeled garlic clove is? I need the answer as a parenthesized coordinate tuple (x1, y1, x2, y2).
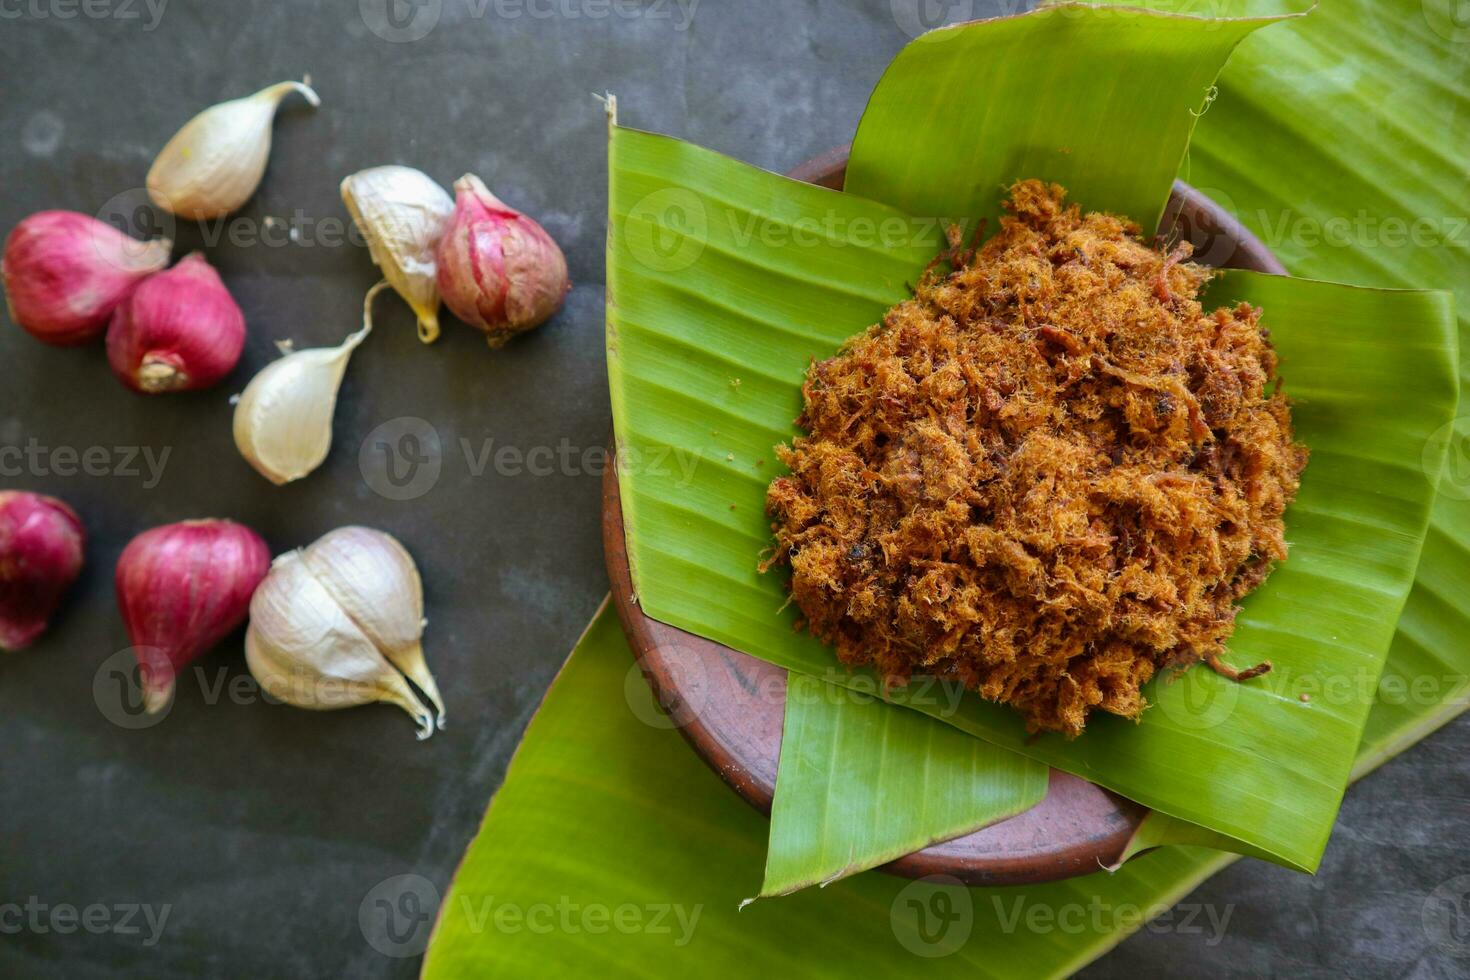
(245, 549, 434, 739)
(147, 80, 320, 221)
(233, 281, 388, 485)
(341, 166, 454, 344)
(115, 519, 271, 713)
(0, 492, 85, 652)
(436, 173, 570, 348)
(2, 211, 171, 346)
(299, 526, 444, 727)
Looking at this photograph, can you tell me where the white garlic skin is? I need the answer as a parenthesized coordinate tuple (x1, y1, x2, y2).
(148, 80, 320, 221)
(245, 526, 441, 739)
(232, 281, 386, 485)
(301, 526, 444, 725)
(341, 166, 454, 344)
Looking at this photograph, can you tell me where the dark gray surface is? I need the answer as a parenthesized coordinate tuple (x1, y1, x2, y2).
(0, 2, 1465, 978)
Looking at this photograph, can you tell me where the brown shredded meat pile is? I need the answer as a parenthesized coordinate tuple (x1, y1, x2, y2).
(763, 180, 1308, 736)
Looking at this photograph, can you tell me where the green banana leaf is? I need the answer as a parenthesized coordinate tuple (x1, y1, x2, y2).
(753, 0, 1313, 894)
(747, 0, 1464, 891)
(606, 123, 1057, 892)
(1181, 0, 1470, 787)
(759, 673, 1047, 898)
(423, 582, 1469, 977)
(1075, 0, 1470, 864)
(845, 1, 1309, 234)
(427, 0, 1470, 974)
(609, 121, 1055, 893)
(767, 0, 1470, 908)
(606, 108, 1457, 876)
(763, 0, 1470, 885)
(764, 267, 1462, 883)
(842, 3, 1454, 875)
(423, 601, 1240, 979)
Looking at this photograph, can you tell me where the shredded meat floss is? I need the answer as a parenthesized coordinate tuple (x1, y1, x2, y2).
(762, 180, 1308, 736)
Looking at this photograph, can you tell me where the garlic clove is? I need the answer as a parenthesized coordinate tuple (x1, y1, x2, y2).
(245, 548, 435, 739)
(340, 166, 454, 344)
(0, 492, 86, 652)
(106, 252, 246, 394)
(436, 173, 571, 348)
(246, 628, 433, 740)
(147, 80, 320, 221)
(232, 340, 360, 485)
(233, 280, 388, 485)
(2, 211, 171, 346)
(298, 526, 445, 726)
(115, 519, 271, 713)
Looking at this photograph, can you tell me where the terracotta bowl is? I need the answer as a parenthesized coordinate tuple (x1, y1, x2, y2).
(603, 145, 1285, 886)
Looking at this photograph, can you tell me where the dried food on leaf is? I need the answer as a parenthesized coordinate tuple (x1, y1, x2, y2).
(764, 180, 1308, 736)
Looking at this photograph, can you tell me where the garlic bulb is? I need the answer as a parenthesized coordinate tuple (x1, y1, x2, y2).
(245, 527, 442, 739)
(297, 527, 444, 723)
(341, 166, 454, 344)
(233, 280, 387, 485)
(147, 80, 320, 220)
